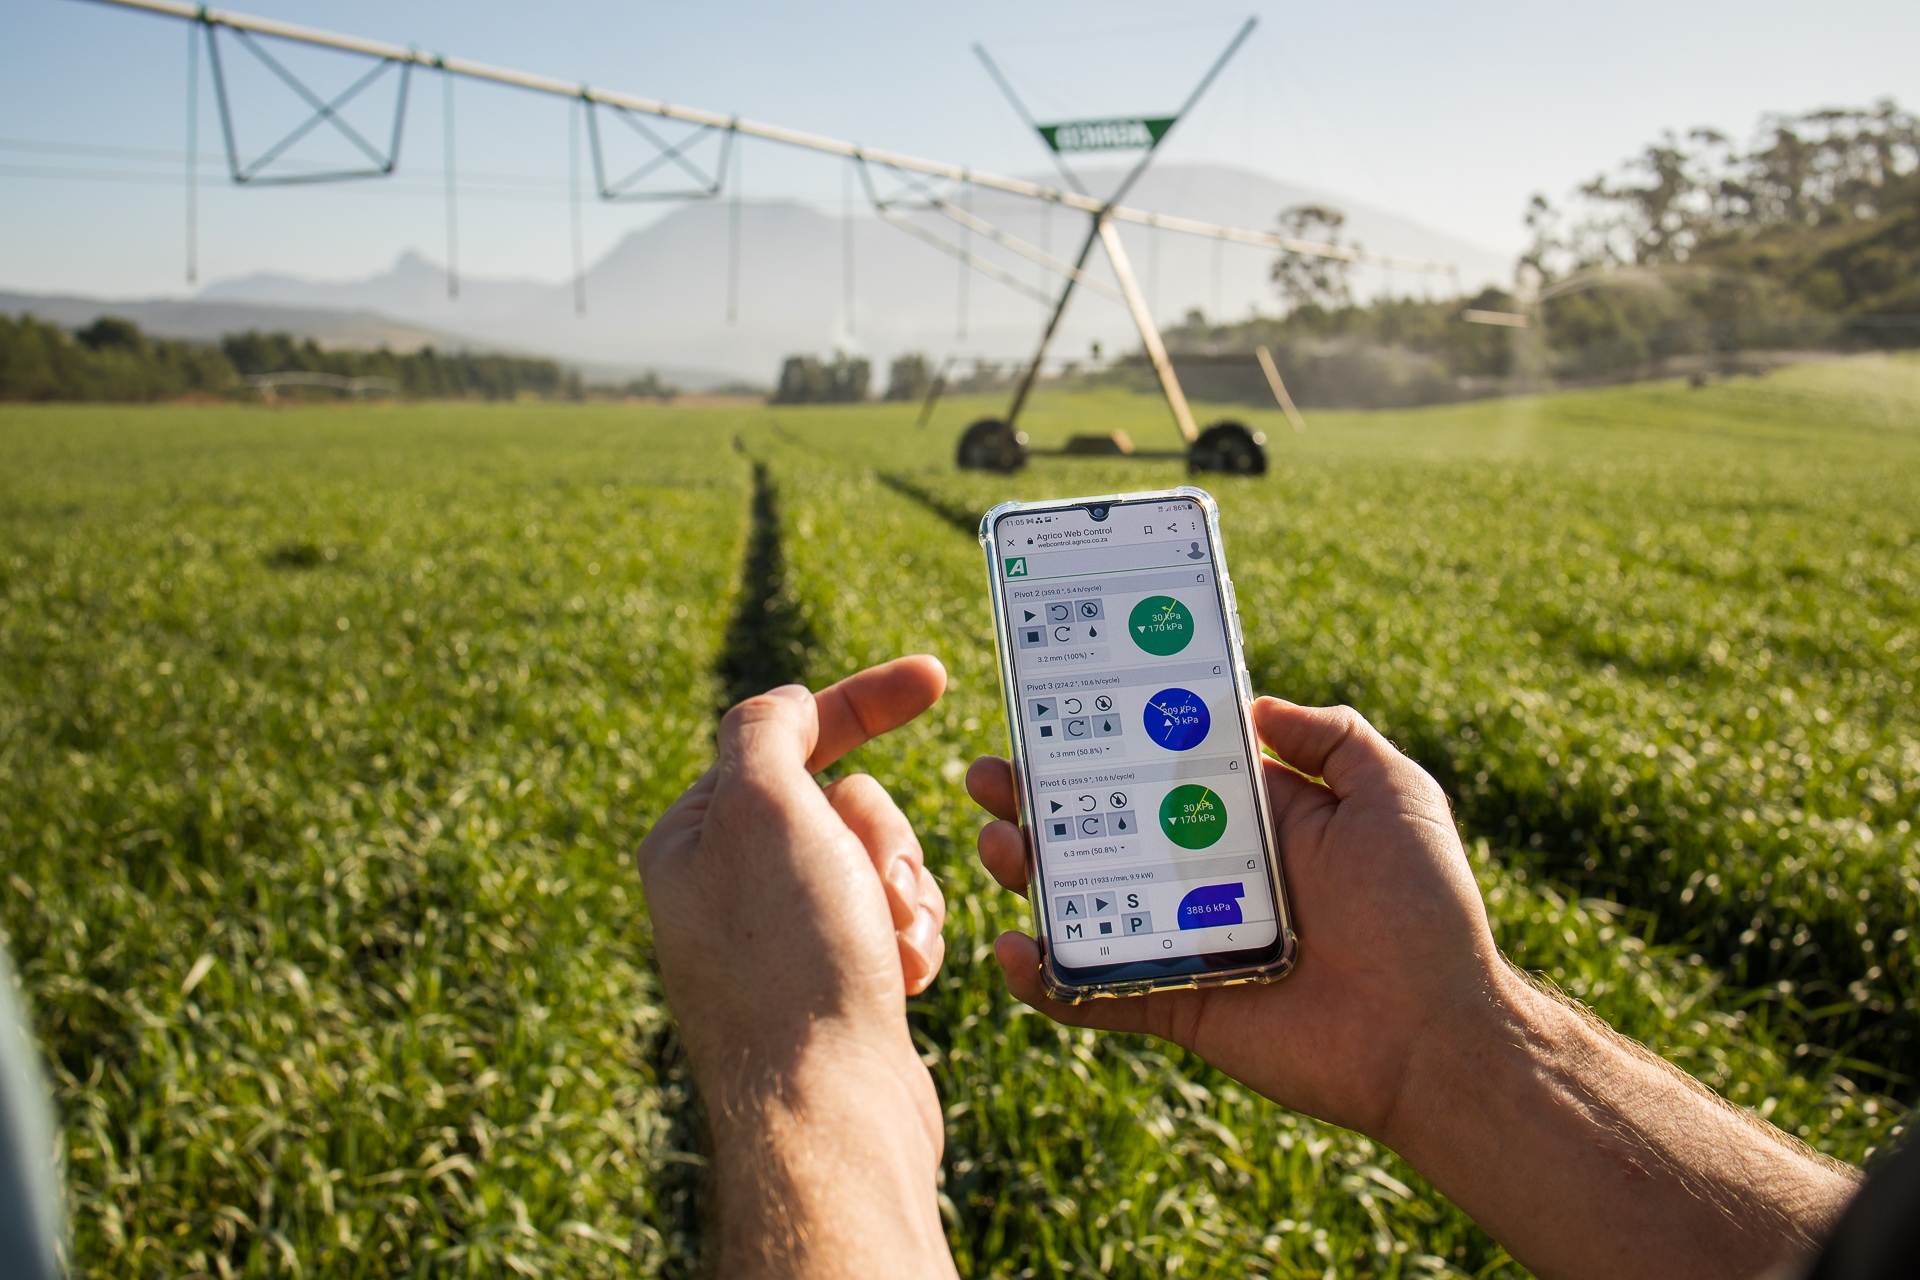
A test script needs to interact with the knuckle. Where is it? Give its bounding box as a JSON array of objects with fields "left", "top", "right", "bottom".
[
  {"left": 720, "top": 692, "right": 780, "bottom": 730},
  {"left": 835, "top": 771, "right": 887, "bottom": 803},
  {"left": 725, "top": 771, "right": 797, "bottom": 825},
  {"left": 818, "top": 771, "right": 858, "bottom": 803},
  {"left": 720, "top": 686, "right": 807, "bottom": 737},
  {"left": 830, "top": 772, "right": 901, "bottom": 822}
]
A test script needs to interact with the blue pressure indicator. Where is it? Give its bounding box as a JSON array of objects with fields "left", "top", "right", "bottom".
[{"left": 1143, "top": 687, "right": 1211, "bottom": 751}]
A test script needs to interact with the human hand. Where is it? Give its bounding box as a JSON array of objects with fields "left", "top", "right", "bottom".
[
  {"left": 639, "top": 656, "right": 956, "bottom": 1278},
  {"left": 974, "top": 698, "right": 1862, "bottom": 1280},
  {"left": 968, "top": 697, "right": 1508, "bottom": 1140}
]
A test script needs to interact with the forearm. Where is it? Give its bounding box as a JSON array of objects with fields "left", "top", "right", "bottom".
[
  {"left": 708, "top": 1041, "right": 956, "bottom": 1280},
  {"left": 1383, "top": 967, "right": 1856, "bottom": 1280}
]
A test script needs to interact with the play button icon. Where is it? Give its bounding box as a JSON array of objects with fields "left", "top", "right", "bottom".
[
  {"left": 1049, "top": 800, "right": 1064, "bottom": 814},
  {"left": 1024, "top": 609, "right": 1038, "bottom": 622}
]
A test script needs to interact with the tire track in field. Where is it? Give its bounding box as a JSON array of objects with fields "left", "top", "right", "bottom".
[
  {"left": 716, "top": 459, "right": 816, "bottom": 710},
  {"left": 876, "top": 472, "right": 981, "bottom": 536},
  {"left": 642, "top": 454, "right": 823, "bottom": 1274}
]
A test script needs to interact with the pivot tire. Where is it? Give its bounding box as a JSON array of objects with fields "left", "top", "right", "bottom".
[
  {"left": 1188, "top": 420, "right": 1268, "bottom": 476},
  {"left": 956, "top": 418, "right": 1028, "bottom": 472}
]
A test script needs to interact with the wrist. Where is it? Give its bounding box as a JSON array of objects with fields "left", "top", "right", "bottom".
[
  {"left": 706, "top": 1028, "right": 953, "bottom": 1280},
  {"left": 1373, "top": 958, "right": 1547, "bottom": 1158},
  {"left": 1377, "top": 962, "right": 1857, "bottom": 1280}
]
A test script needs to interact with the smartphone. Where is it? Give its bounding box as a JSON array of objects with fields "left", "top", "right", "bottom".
[{"left": 980, "top": 486, "right": 1296, "bottom": 1002}]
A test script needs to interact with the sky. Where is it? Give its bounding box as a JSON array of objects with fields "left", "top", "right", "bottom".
[{"left": 4, "top": 0, "right": 1919, "bottom": 299}]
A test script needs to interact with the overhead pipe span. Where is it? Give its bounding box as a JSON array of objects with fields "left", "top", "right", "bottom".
[{"left": 82, "top": 0, "right": 1456, "bottom": 274}]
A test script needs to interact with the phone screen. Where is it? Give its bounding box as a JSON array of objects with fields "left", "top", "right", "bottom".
[{"left": 989, "top": 495, "right": 1282, "bottom": 981}]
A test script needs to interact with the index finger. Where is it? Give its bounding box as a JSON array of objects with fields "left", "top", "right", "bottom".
[{"left": 805, "top": 655, "right": 948, "bottom": 774}]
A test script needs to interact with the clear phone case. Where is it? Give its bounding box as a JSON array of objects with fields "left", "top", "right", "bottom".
[{"left": 979, "top": 485, "right": 1297, "bottom": 1002}]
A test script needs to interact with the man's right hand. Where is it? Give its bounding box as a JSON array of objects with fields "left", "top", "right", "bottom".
[{"left": 968, "top": 696, "right": 1497, "bottom": 1139}]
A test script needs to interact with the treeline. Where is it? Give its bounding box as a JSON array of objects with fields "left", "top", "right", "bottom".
[
  {"left": 769, "top": 351, "right": 1030, "bottom": 405},
  {"left": 1156, "top": 293, "right": 1519, "bottom": 410},
  {"left": 770, "top": 352, "right": 871, "bottom": 404},
  {"left": 223, "top": 331, "right": 580, "bottom": 400},
  {"left": 1146, "top": 100, "right": 1920, "bottom": 408},
  {"left": 0, "top": 315, "right": 234, "bottom": 402},
  {"left": 1529, "top": 100, "right": 1918, "bottom": 301},
  {"left": 0, "top": 314, "right": 582, "bottom": 403},
  {"left": 1521, "top": 99, "right": 1920, "bottom": 377}
]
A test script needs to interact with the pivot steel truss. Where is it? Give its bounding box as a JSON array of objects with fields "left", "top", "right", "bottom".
[
  {"left": 89, "top": 0, "right": 1459, "bottom": 450},
  {"left": 855, "top": 159, "right": 1123, "bottom": 308},
  {"left": 586, "top": 104, "right": 734, "bottom": 202},
  {"left": 202, "top": 18, "right": 411, "bottom": 184},
  {"left": 88, "top": 0, "right": 1454, "bottom": 270}
]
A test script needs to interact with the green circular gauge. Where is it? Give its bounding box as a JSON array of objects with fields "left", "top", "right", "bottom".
[
  {"left": 1158, "top": 784, "right": 1227, "bottom": 849},
  {"left": 1128, "top": 595, "right": 1195, "bottom": 656}
]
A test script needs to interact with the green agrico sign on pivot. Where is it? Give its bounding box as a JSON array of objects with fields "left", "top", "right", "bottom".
[{"left": 1038, "top": 117, "right": 1177, "bottom": 153}]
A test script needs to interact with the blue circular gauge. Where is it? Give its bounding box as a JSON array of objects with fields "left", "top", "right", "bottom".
[{"left": 1143, "top": 687, "right": 1211, "bottom": 751}]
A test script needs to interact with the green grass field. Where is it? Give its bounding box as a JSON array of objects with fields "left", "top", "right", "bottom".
[{"left": 2, "top": 359, "right": 1917, "bottom": 1277}]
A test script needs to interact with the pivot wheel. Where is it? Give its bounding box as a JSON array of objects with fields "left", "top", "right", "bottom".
[
  {"left": 1188, "top": 420, "right": 1268, "bottom": 476},
  {"left": 956, "top": 418, "right": 1028, "bottom": 472}
]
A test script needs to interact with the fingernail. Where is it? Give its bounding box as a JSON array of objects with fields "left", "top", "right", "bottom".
[
  {"left": 907, "top": 905, "right": 941, "bottom": 954},
  {"left": 887, "top": 857, "right": 917, "bottom": 904}
]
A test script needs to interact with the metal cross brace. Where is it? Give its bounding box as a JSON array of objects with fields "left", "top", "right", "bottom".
[
  {"left": 99, "top": 1, "right": 1459, "bottom": 274},
  {"left": 854, "top": 159, "right": 1053, "bottom": 304},
  {"left": 585, "top": 101, "right": 734, "bottom": 201},
  {"left": 855, "top": 157, "right": 1121, "bottom": 306},
  {"left": 202, "top": 18, "right": 412, "bottom": 184}
]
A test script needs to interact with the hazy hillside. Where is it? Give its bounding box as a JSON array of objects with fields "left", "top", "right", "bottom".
[
  {"left": 201, "top": 252, "right": 553, "bottom": 327},
  {"left": 194, "top": 162, "right": 1509, "bottom": 382}
]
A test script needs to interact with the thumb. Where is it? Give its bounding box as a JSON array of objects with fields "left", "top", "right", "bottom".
[
  {"left": 716, "top": 684, "right": 821, "bottom": 791},
  {"left": 1251, "top": 698, "right": 1401, "bottom": 800}
]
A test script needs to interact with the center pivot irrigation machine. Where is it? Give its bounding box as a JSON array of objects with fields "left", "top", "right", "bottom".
[{"left": 84, "top": 0, "right": 1458, "bottom": 474}]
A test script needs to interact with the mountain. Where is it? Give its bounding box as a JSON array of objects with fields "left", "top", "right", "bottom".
[
  {"left": 202, "top": 251, "right": 553, "bottom": 327},
  {"left": 192, "top": 162, "right": 1512, "bottom": 383}
]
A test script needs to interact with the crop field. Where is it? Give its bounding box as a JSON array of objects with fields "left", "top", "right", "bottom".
[{"left": 2, "top": 357, "right": 1917, "bottom": 1278}]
